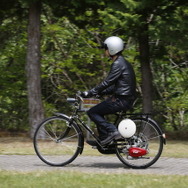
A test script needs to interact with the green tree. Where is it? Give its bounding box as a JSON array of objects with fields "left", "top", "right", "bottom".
[
  {"left": 151, "top": 5, "right": 188, "bottom": 130},
  {"left": 0, "top": 0, "right": 187, "bottom": 135},
  {"left": 0, "top": 0, "right": 28, "bottom": 132}
]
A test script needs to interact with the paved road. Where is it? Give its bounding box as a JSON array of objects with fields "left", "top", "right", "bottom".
[{"left": 0, "top": 155, "right": 188, "bottom": 175}]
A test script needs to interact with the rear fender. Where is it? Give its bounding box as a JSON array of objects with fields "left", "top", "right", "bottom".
[{"left": 148, "top": 117, "right": 166, "bottom": 145}]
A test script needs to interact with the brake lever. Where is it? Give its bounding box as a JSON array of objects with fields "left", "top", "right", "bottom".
[{"left": 76, "top": 91, "right": 83, "bottom": 102}]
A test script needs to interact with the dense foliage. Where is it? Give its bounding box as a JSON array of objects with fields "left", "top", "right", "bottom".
[{"left": 0, "top": 0, "right": 188, "bottom": 134}]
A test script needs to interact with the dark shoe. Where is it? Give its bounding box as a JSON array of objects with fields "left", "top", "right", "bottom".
[{"left": 100, "top": 131, "right": 121, "bottom": 146}]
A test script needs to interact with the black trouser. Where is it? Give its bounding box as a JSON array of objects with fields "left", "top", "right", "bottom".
[{"left": 87, "top": 96, "right": 135, "bottom": 140}]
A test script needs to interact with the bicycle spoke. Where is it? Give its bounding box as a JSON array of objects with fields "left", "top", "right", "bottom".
[
  {"left": 34, "top": 116, "right": 82, "bottom": 166},
  {"left": 60, "top": 133, "right": 79, "bottom": 141}
]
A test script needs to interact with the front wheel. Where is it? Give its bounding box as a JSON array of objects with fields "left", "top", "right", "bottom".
[
  {"left": 33, "top": 115, "right": 83, "bottom": 166},
  {"left": 116, "top": 118, "right": 164, "bottom": 169}
]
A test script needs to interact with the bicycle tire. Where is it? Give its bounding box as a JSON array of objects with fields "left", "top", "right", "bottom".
[
  {"left": 33, "top": 115, "right": 83, "bottom": 166},
  {"left": 115, "top": 117, "right": 163, "bottom": 169}
]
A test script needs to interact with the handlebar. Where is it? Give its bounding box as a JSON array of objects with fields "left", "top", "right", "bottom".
[
  {"left": 66, "top": 92, "right": 101, "bottom": 112},
  {"left": 66, "top": 91, "right": 83, "bottom": 104}
]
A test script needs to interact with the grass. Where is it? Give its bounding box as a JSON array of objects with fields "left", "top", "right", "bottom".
[
  {"left": 0, "top": 137, "right": 188, "bottom": 158},
  {"left": 0, "top": 137, "right": 187, "bottom": 188},
  {"left": 0, "top": 170, "right": 188, "bottom": 188},
  {"left": 161, "top": 140, "right": 188, "bottom": 158},
  {"left": 0, "top": 137, "right": 35, "bottom": 155}
]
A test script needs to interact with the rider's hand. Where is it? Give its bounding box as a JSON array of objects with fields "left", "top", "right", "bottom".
[{"left": 80, "top": 91, "right": 92, "bottom": 98}]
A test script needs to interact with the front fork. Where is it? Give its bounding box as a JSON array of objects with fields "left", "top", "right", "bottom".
[{"left": 55, "top": 113, "right": 85, "bottom": 155}]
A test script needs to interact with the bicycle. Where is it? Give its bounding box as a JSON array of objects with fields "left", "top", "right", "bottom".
[{"left": 33, "top": 93, "right": 166, "bottom": 169}]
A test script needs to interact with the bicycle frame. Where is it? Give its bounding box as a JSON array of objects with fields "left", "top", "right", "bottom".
[
  {"left": 55, "top": 108, "right": 107, "bottom": 148},
  {"left": 56, "top": 94, "right": 166, "bottom": 148}
]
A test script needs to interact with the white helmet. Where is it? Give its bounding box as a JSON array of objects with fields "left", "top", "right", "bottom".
[
  {"left": 104, "top": 36, "right": 124, "bottom": 56},
  {"left": 118, "top": 119, "right": 136, "bottom": 138}
]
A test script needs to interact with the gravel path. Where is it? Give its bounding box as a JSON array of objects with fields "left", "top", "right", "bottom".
[{"left": 0, "top": 155, "right": 188, "bottom": 175}]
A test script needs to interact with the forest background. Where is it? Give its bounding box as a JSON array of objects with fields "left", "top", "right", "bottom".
[{"left": 0, "top": 0, "right": 187, "bottom": 139}]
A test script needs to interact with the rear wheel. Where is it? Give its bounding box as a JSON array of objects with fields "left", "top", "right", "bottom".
[
  {"left": 116, "top": 118, "right": 163, "bottom": 169},
  {"left": 33, "top": 115, "right": 82, "bottom": 166}
]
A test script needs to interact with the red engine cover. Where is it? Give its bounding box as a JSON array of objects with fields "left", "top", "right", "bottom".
[{"left": 128, "top": 147, "right": 147, "bottom": 157}]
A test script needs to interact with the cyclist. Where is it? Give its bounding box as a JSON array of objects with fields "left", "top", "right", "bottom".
[{"left": 81, "top": 36, "right": 136, "bottom": 146}]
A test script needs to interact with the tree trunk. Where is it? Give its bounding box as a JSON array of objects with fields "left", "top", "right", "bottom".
[
  {"left": 138, "top": 22, "right": 153, "bottom": 113},
  {"left": 26, "top": 1, "right": 44, "bottom": 138}
]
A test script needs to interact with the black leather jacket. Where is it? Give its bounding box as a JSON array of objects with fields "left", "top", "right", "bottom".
[{"left": 89, "top": 55, "right": 136, "bottom": 97}]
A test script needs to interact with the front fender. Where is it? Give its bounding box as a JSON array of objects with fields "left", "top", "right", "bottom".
[{"left": 54, "top": 112, "right": 70, "bottom": 119}]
